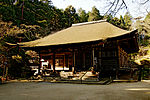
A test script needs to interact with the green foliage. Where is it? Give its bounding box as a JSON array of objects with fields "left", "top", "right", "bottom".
[
  {"left": 78, "top": 8, "right": 88, "bottom": 22},
  {"left": 120, "top": 15, "right": 125, "bottom": 28},
  {"left": 8, "top": 48, "right": 32, "bottom": 79},
  {"left": 124, "top": 12, "right": 132, "bottom": 30},
  {"left": 135, "top": 12, "right": 150, "bottom": 46},
  {"left": 0, "top": 18, "right": 33, "bottom": 79},
  {"left": 110, "top": 17, "right": 121, "bottom": 26},
  {"left": 64, "top": 5, "right": 80, "bottom": 27},
  {"left": 88, "top": 6, "right": 103, "bottom": 21},
  {"left": 139, "top": 36, "right": 149, "bottom": 46},
  {"left": 144, "top": 13, "right": 150, "bottom": 33},
  {"left": 0, "top": 0, "right": 67, "bottom": 34},
  {"left": 0, "top": 36, "right": 33, "bottom": 79},
  {"left": 0, "top": 19, "right": 42, "bottom": 42},
  {"left": 139, "top": 59, "right": 150, "bottom": 80},
  {"left": 145, "top": 13, "right": 150, "bottom": 23},
  {"left": 0, "top": 42, "right": 33, "bottom": 79},
  {"left": 104, "top": 14, "right": 127, "bottom": 29}
]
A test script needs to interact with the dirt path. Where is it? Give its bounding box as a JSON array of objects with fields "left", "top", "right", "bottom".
[{"left": 0, "top": 82, "right": 150, "bottom": 100}]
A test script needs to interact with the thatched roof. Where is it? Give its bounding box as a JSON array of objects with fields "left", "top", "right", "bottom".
[{"left": 18, "top": 20, "right": 136, "bottom": 47}]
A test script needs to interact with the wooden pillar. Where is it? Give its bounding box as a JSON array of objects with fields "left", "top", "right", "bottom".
[
  {"left": 73, "top": 50, "right": 76, "bottom": 72},
  {"left": 63, "top": 54, "right": 65, "bottom": 70},
  {"left": 5, "top": 65, "right": 8, "bottom": 81},
  {"left": 3, "top": 63, "right": 5, "bottom": 78},
  {"left": 92, "top": 48, "right": 95, "bottom": 67},
  {"left": 116, "top": 44, "right": 120, "bottom": 79},
  {"left": 38, "top": 52, "right": 41, "bottom": 75},
  {"left": 53, "top": 52, "right": 55, "bottom": 72},
  {"left": 83, "top": 52, "right": 85, "bottom": 68}
]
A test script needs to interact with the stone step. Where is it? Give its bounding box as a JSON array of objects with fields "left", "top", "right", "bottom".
[{"left": 49, "top": 79, "right": 112, "bottom": 85}]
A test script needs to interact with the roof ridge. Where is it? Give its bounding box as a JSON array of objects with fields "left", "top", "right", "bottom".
[{"left": 72, "top": 20, "right": 107, "bottom": 27}]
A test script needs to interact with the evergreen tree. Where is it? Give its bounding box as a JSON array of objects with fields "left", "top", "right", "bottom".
[
  {"left": 88, "top": 6, "right": 103, "bottom": 21},
  {"left": 78, "top": 8, "right": 88, "bottom": 22},
  {"left": 64, "top": 5, "right": 80, "bottom": 27},
  {"left": 0, "top": 0, "right": 68, "bottom": 37},
  {"left": 124, "top": 12, "right": 132, "bottom": 30},
  {"left": 104, "top": 14, "right": 127, "bottom": 29},
  {"left": 120, "top": 15, "right": 125, "bottom": 28},
  {"left": 144, "top": 12, "right": 150, "bottom": 33}
]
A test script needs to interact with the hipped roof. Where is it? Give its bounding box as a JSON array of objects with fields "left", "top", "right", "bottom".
[{"left": 18, "top": 20, "right": 135, "bottom": 47}]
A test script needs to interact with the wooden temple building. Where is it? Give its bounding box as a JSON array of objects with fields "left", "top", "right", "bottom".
[{"left": 18, "top": 20, "right": 139, "bottom": 79}]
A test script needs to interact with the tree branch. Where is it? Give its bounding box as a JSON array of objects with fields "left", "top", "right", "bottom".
[
  {"left": 113, "top": 2, "right": 123, "bottom": 16},
  {"left": 140, "top": 0, "right": 149, "bottom": 5},
  {"left": 104, "top": 0, "right": 116, "bottom": 15},
  {"left": 104, "top": 0, "right": 129, "bottom": 17},
  {"left": 122, "top": 0, "right": 128, "bottom": 9},
  {"left": 113, "top": 0, "right": 119, "bottom": 12}
]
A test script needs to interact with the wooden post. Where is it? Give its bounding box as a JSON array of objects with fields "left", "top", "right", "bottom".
[
  {"left": 83, "top": 52, "right": 85, "bottom": 69},
  {"left": 115, "top": 45, "right": 120, "bottom": 79},
  {"left": 38, "top": 52, "right": 41, "bottom": 75},
  {"left": 92, "top": 48, "right": 95, "bottom": 67},
  {"left": 3, "top": 64, "right": 5, "bottom": 78},
  {"left": 63, "top": 54, "right": 65, "bottom": 70},
  {"left": 53, "top": 52, "right": 55, "bottom": 72},
  {"left": 73, "top": 50, "right": 76, "bottom": 72},
  {"left": 6, "top": 66, "right": 8, "bottom": 80}
]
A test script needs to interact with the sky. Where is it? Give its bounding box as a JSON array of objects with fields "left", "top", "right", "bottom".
[{"left": 51, "top": 0, "right": 150, "bottom": 19}]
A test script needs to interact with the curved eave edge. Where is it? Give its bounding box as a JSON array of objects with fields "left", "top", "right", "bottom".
[{"left": 5, "top": 42, "right": 18, "bottom": 46}]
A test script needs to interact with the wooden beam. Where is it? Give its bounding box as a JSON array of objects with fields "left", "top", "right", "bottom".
[{"left": 40, "top": 53, "right": 53, "bottom": 56}]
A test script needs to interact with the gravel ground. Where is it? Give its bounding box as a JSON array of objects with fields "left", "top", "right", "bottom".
[{"left": 0, "top": 82, "right": 150, "bottom": 100}]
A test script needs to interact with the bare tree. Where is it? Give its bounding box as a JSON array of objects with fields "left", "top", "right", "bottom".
[
  {"left": 103, "top": 0, "right": 129, "bottom": 16},
  {"left": 102, "top": 0, "right": 150, "bottom": 17}
]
